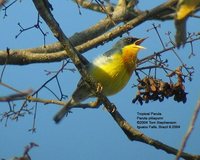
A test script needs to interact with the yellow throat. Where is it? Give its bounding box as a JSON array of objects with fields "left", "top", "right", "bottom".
[{"left": 89, "top": 42, "right": 145, "bottom": 96}]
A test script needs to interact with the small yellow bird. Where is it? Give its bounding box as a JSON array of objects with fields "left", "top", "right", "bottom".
[
  {"left": 54, "top": 37, "right": 146, "bottom": 123},
  {"left": 175, "top": 0, "right": 200, "bottom": 48}
]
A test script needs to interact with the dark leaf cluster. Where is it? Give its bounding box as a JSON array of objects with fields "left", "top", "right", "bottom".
[{"left": 132, "top": 75, "right": 187, "bottom": 105}]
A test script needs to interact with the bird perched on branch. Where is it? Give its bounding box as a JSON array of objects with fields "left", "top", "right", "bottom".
[
  {"left": 54, "top": 37, "right": 146, "bottom": 123},
  {"left": 175, "top": 0, "right": 200, "bottom": 48}
]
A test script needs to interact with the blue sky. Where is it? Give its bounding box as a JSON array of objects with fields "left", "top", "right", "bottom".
[{"left": 0, "top": 1, "right": 200, "bottom": 160}]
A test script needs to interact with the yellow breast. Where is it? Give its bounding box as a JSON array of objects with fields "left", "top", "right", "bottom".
[{"left": 89, "top": 48, "right": 138, "bottom": 96}]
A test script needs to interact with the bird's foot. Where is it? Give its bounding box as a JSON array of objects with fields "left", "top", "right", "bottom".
[{"left": 96, "top": 83, "right": 103, "bottom": 94}]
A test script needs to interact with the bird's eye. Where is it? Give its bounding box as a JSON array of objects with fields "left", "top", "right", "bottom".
[{"left": 127, "top": 38, "right": 133, "bottom": 44}]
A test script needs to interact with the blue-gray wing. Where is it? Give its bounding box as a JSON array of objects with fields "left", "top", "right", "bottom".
[
  {"left": 103, "top": 47, "right": 121, "bottom": 57},
  {"left": 71, "top": 63, "right": 94, "bottom": 103},
  {"left": 71, "top": 78, "right": 94, "bottom": 103}
]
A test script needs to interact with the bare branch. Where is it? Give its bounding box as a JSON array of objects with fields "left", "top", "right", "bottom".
[
  {"left": 8, "top": 142, "right": 39, "bottom": 160},
  {"left": 0, "top": 89, "right": 33, "bottom": 102},
  {"left": 176, "top": 98, "right": 200, "bottom": 160},
  {"left": 26, "top": 96, "right": 64, "bottom": 106},
  {"left": 73, "top": 0, "right": 114, "bottom": 14},
  {"left": 0, "top": 0, "right": 18, "bottom": 18},
  {"left": 0, "top": 0, "right": 178, "bottom": 65},
  {"left": 32, "top": 0, "right": 115, "bottom": 113},
  {"left": 0, "top": 81, "right": 26, "bottom": 93},
  {"left": 31, "top": 1, "right": 200, "bottom": 159}
]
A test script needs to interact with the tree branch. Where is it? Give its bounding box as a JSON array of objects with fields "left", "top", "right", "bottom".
[
  {"left": 73, "top": 0, "right": 115, "bottom": 14},
  {"left": 0, "top": 0, "right": 177, "bottom": 65},
  {"left": 26, "top": 96, "right": 64, "bottom": 106},
  {"left": 176, "top": 98, "right": 200, "bottom": 160},
  {"left": 32, "top": 0, "right": 200, "bottom": 159},
  {"left": 0, "top": 89, "right": 33, "bottom": 102}
]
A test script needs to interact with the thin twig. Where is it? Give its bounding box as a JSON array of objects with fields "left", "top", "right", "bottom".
[
  {"left": 26, "top": 96, "right": 65, "bottom": 106},
  {"left": 176, "top": 98, "right": 200, "bottom": 160},
  {"left": 0, "top": 89, "right": 33, "bottom": 102},
  {"left": 0, "top": 81, "right": 24, "bottom": 93}
]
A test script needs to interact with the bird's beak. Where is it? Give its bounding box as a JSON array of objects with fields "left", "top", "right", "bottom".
[{"left": 135, "top": 37, "right": 148, "bottom": 49}]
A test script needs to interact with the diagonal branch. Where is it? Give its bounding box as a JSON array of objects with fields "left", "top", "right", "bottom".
[
  {"left": 0, "top": 89, "right": 33, "bottom": 102},
  {"left": 176, "top": 98, "right": 200, "bottom": 160},
  {"left": 73, "top": 0, "right": 115, "bottom": 14},
  {"left": 32, "top": 0, "right": 200, "bottom": 160},
  {"left": 0, "top": 0, "right": 178, "bottom": 65}
]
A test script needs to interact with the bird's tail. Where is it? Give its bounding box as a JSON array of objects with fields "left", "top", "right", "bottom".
[
  {"left": 175, "top": 19, "right": 186, "bottom": 48},
  {"left": 53, "top": 99, "right": 73, "bottom": 124}
]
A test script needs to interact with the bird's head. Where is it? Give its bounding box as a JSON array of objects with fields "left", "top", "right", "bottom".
[
  {"left": 116, "top": 37, "right": 147, "bottom": 73},
  {"left": 115, "top": 37, "right": 146, "bottom": 50}
]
